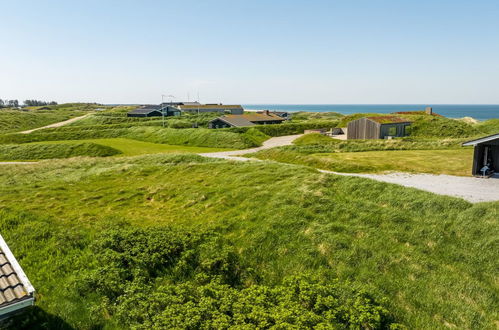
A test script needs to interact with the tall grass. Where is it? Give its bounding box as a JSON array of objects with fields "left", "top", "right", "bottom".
[
  {"left": 0, "top": 155, "right": 496, "bottom": 328},
  {"left": 0, "top": 126, "right": 265, "bottom": 148},
  {"left": 0, "top": 142, "right": 120, "bottom": 160}
]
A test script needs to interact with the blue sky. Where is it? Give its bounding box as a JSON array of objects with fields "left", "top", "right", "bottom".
[{"left": 1, "top": 0, "right": 498, "bottom": 104}]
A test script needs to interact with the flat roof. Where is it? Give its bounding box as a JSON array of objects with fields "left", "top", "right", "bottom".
[{"left": 462, "top": 133, "right": 499, "bottom": 146}]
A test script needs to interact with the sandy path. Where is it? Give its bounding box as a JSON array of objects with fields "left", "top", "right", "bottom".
[{"left": 19, "top": 114, "right": 91, "bottom": 134}]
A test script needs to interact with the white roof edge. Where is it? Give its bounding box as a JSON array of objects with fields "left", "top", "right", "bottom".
[
  {"left": 0, "top": 234, "right": 35, "bottom": 294},
  {"left": 462, "top": 133, "right": 499, "bottom": 146}
]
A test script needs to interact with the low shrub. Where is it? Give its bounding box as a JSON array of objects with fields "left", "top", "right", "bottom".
[{"left": 76, "top": 227, "right": 396, "bottom": 329}]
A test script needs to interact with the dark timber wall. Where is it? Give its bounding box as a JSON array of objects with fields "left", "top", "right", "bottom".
[
  {"left": 347, "top": 118, "right": 380, "bottom": 139},
  {"left": 471, "top": 139, "right": 499, "bottom": 175}
]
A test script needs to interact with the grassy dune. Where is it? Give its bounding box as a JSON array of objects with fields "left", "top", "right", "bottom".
[
  {"left": 0, "top": 142, "right": 120, "bottom": 160},
  {"left": 311, "top": 149, "right": 473, "bottom": 175},
  {"left": 35, "top": 138, "right": 233, "bottom": 156},
  {"left": 0, "top": 155, "right": 497, "bottom": 328},
  {"left": 0, "top": 126, "right": 267, "bottom": 149}
]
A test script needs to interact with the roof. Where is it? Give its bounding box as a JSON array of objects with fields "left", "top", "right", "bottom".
[
  {"left": 225, "top": 113, "right": 286, "bottom": 122},
  {"left": 215, "top": 116, "right": 255, "bottom": 127},
  {"left": 462, "top": 133, "right": 499, "bottom": 146},
  {"left": 256, "top": 110, "right": 289, "bottom": 116},
  {"left": 393, "top": 111, "right": 444, "bottom": 117},
  {"left": 212, "top": 113, "right": 286, "bottom": 127},
  {"left": 179, "top": 104, "right": 243, "bottom": 110},
  {"left": 0, "top": 234, "right": 35, "bottom": 316},
  {"left": 160, "top": 102, "right": 200, "bottom": 106},
  {"left": 127, "top": 107, "right": 162, "bottom": 115},
  {"left": 365, "top": 116, "right": 412, "bottom": 124}
]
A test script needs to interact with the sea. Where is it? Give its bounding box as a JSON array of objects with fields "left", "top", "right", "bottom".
[{"left": 243, "top": 104, "right": 499, "bottom": 121}]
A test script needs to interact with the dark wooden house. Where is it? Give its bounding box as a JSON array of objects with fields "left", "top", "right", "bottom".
[
  {"left": 347, "top": 116, "right": 412, "bottom": 140},
  {"left": 462, "top": 133, "right": 499, "bottom": 176},
  {"left": 127, "top": 106, "right": 163, "bottom": 117},
  {"left": 209, "top": 112, "right": 285, "bottom": 128}
]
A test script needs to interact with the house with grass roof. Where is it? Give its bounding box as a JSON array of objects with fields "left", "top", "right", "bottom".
[
  {"left": 0, "top": 234, "right": 35, "bottom": 320},
  {"left": 347, "top": 116, "right": 412, "bottom": 139}
]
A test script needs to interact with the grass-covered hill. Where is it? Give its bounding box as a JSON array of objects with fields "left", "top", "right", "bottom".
[
  {"left": 0, "top": 142, "right": 121, "bottom": 160},
  {"left": 0, "top": 103, "right": 103, "bottom": 134},
  {"left": 337, "top": 113, "right": 498, "bottom": 138},
  {"left": 0, "top": 126, "right": 269, "bottom": 149},
  {"left": 0, "top": 155, "right": 497, "bottom": 329}
]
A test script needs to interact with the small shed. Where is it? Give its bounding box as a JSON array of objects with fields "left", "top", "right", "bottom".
[
  {"left": 0, "top": 234, "right": 35, "bottom": 319},
  {"left": 462, "top": 133, "right": 499, "bottom": 177},
  {"left": 347, "top": 116, "right": 411, "bottom": 140}
]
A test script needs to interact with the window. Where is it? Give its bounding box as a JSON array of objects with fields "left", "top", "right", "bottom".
[{"left": 388, "top": 126, "right": 397, "bottom": 136}]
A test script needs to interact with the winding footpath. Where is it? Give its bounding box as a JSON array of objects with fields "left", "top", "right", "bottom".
[{"left": 19, "top": 114, "right": 91, "bottom": 134}]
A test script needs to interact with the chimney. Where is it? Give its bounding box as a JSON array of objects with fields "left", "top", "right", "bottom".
[
  {"left": 425, "top": 107, "right": 433, "bottom": 115},
  {"left": 264, "top": 110, "right": 270, "bottom": 115}
]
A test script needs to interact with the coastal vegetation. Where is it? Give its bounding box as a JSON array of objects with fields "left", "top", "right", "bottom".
[
  {"left": 0, "top": 142, "right": 120, "bottom": 160},
  {"left": 249, "top": 147, "right": 472, "bottom": 175},
  {"left": 0, "top": 154, "right": 497, "bottom": 329}
]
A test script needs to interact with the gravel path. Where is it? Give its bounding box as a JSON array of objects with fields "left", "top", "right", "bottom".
[
  {"left": 318, "top": 170, "right": 499, "bottom": 203},
  {"left": 19, "top": 114, "right": 91, "bottom": 134}
]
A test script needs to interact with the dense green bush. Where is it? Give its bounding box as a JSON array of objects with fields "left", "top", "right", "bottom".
[
  {"left": 76, "top": 227, "right": 395, "bottom": 329},
  {"left": 0, "top": 142, "right": 121, "bottom": 160}
]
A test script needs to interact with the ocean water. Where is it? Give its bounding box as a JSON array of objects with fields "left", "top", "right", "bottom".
[{"left": 244, "top": 104, "right": 499, "bottom": 121}]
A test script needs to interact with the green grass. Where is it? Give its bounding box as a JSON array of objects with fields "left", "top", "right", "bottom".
[
  {"left": 0, "top": 142, "right": 120, "bottom": 160},
  {"left": 0, "top": 126, "right": 265, "bottom": 149},
  {"left": 0, "top": 155, "right": 497, "bottom": 328},
  {"left": 0, "top": 109, "right": 82, "bottom": 134},
  {"left": 248, "top": 147, "right": 474, "bottom": 175},
  {"left": 35, "top": 138, "right": 233, "bottom": 156},
  {"left": 311, "top": 149, "right": 473, "bottom": 175},
  {"left": 475, "top": 118, "right": 499, "bottom": 135},
  {"left": 292, "top": 133, "right": 469, "bottom": 152}
]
